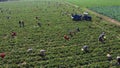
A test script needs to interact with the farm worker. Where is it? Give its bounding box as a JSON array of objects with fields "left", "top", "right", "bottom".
[
  {"left": 76, "top": 27, "right": 80, "bottom": 32},
  {"left": 27, "top": 48, "right": 33, "bottom": 53},
  {"left": 6, "top": 16, "right": 10, "bottom": 19},
  {"left": 83, "top": 11, "right": 88, "bottom": 15},
  {"left": 37, "top": 22, "right": 41, "bottom": 27},
  {"left": 64, "top": 35, "right": 70, "bottom": 40},
  {"left": 47, "top": 23, "right": 50, "bottom": 26},
  {"left": 106, "top": 54, "right": 112, "bottom": 61},
  {"left": 11, "top": 32, "right": 16, "bottom": 38},
  {"left": 98, "top": 32, "right": 105, "bottom": 43},
  {"left": 21, "top": 21, "right": 24, "bottom": 27},
  {"left": 0, "top": 53, "right": 6, "bottom": 59},
  {"left": 69, "top": 31, "right": 73, "bottom": 37},
  {"left": 19, "top": 20, "right": 21, "bottom": 27},
  {"left": 117, "top": 56, "right": 120, "bottom": 65},
  {"left": 40, "top": 49, "right": 46, "bottom": 59},
  {"left": 71, "top": 13, "right": 74, "bottom": 19},
  {"left": 35, "top": 16, "right": 39, "bottom": 20},
  {"left": 81, "top": 45, "right": 88, "bottom": 52},
  {"left": 19, "top": 20, "right": 24, "bottom": 27},
  {"left": 1, "top": 10, "right": 3, "bottom": 13},
  {"left": 35, "top": 16, "right": 38, "bottom": 19}
]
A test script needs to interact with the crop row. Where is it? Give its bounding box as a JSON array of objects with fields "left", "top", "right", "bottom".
[
  {"left": 90, "top": 6, "right": 120, "bottom": 21},
  {"left": 0, "top": 0, "right": 120, "bottom": 68}
]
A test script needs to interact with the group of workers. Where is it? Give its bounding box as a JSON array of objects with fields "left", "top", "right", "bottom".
[{"left": 0, "top": 7, "right": 119, "bottom": 65}]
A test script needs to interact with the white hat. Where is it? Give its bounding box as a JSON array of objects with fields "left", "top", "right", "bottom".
[
  {"left": 117, "top": 56, "right": 120, "bottom": 59},
  {"left": 27, "top": 48, "right": 33, "bottom": 52},
  {"left": 83, "top": 12, "right": 88, "bottom": 15},
  {"left": 40, "top": 49, "right": 46, "bottom": 52},
  {"left": 107, "top": 54, "right": 111, "bottom": 57}
]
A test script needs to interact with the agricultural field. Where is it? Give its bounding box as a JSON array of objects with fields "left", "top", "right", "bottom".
[
  {"left": 66, "top": 0, "right": 120, "bottom": 22},
  {"left": 0, "top": 0, "right": 120, "bottom": 68},
  {"left": 66, "top": 0, "right": 120, "bottom": 7},
  {"left": 90, "top": 6, "right": 120, "bottom": 21}
]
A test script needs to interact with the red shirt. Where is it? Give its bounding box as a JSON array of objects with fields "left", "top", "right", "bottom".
[
  {"left": 11, "top": 32, "right": 16, "bottom": 37},
  {"left": 0, "top": 53, "right": 6, "bottom": 58},
  {"left": 64, "top": 35, "right": 69, "bottom": 40}
]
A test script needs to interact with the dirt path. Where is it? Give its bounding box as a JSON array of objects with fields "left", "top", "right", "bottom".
[
  {"left": 65, "top": 2, "right": 120, "bottom": 26},
  {"left": 84, "top": 8, "right": 120, "bottom": 26},
  {"left": 65, "top": 1, "right": 120, "bottom": 39}
]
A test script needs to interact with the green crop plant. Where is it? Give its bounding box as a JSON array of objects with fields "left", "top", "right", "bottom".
[{"left": 0, "top": 0, "right": 120, "bottom": 68}]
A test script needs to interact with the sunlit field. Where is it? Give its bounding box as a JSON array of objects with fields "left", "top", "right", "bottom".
[{"left": 0, "top": 0, "right": 120, "bottom": 68}]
